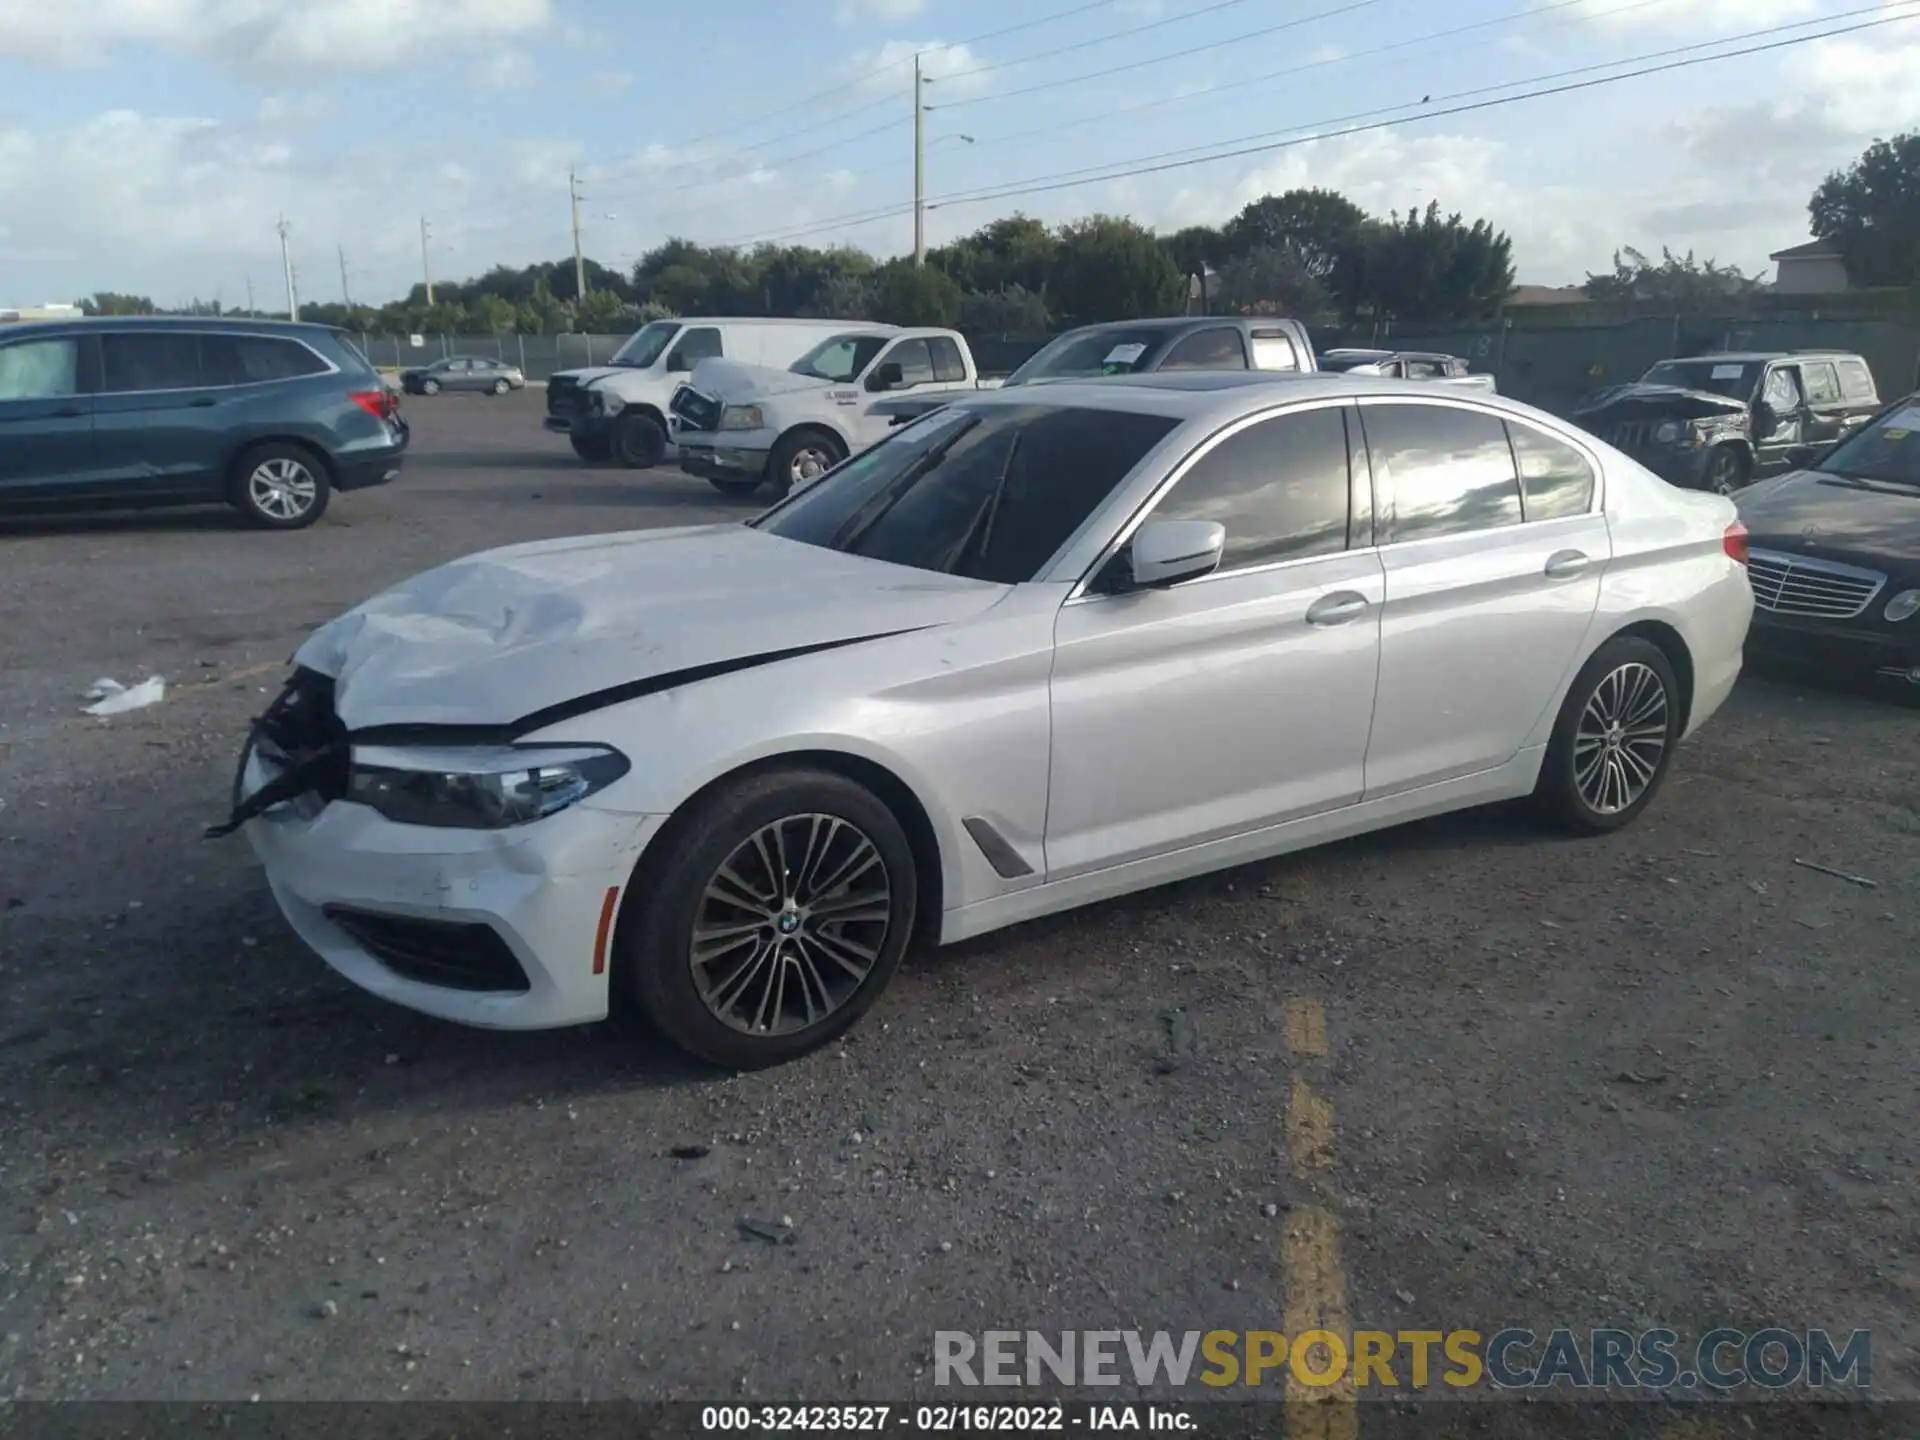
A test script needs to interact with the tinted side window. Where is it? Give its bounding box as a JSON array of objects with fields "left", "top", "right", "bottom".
[
  {"left": 0, "top": 338, "right": 82, "bottom": 399},
  {"left": 1801, "top": 361, "right": 1839, "bottom": 404},
  {"left": 673, "top": 327, "right": 723, "bottom": 366},
  {"left": 101, "top": 333, "right": 203, "bottom": 392},
  {"left": 1153, "top": 407, "right": 1350, "bottom": 569},
  {"left": 200, "top": 335, "right": 329, "bottom": 385},
  {"left": 1249, "top": 331, "right": 1298, "bottom": 371},
  {"left": 1837, "top": 358, "right": 1876, "bottom": 400},
  {"left": 1159, "top": 328, "right": 1248, "bottom": 372},
  {"left": 880, "top": 338, "right": 936, "bottom": 387},
  {"left": 1404, "top": 357, "right": 1445, "bottom": 379},
  {"left": 1506, "top": 421, "right": 1596, "bottom": 521},
  {"left": 929, "top": 336, "right": 966, "bottom": 383},
  {"left": 1364, "top": 403, "right": 1522, "bottom": 542}
]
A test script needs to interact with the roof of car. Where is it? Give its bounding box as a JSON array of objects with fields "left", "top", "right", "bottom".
[
  {"left": 1657, "top": 351, "right": 1864, "bottom": 364},
  {"left": 1055, "top": 316, "right": 1293, "bottom": 336},
  {"left": 962, "top": 371, "right": 1543, "bottom": 428},
  {"left": 0, "top": 314, "right": 347, "bottom": 340}
]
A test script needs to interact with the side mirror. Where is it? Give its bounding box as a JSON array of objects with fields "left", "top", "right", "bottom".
[
  {"left": 1751, "top": 400, "right": 1777, "bottom": 439},
  {"left": 868, "top": 361, "right": 905, "bottom": 392},
  {"left": 1127, "top": 519, "right": 1226, "bottom": 589}
]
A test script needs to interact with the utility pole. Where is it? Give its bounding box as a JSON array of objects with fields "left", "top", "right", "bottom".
[
  {"left": 913, "top": 55, "right": 926, "bottom": 267},
  {"left": 275, "top": 216, "right": 296, "bottom": 320},
  {"left": 338, "top": 244, "right": 353, "bottom": 307},
  {"left": 245, "top": 276, "right": 255, "bottom": 315},
  {"left": 290, "top": 261, "right": 301, "bottom": 319},
  {"left": 569, "top": 167, "right": 587, "bottom": 300},
  {"left": 420, "top": 216, "right": 434, "bottom": 305}
]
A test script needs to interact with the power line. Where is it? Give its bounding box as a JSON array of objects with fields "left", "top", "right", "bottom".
[
  {"left": 710, "top": 6, "right": 1919, "bottom": 248},
  {"left": 932, "top": 0, "right": 1379, "bottom": 112},
  {"left": 957, "top": 0, "right": 1663, "bottom": 153}
]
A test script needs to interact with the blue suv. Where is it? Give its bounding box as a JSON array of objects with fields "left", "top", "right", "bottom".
[{"left": 0, "top": 317, "right": 408, "bottom": 529}]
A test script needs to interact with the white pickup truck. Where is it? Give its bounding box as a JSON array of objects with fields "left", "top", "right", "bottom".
[{"left": 672, "top": 327, "right": 998, "bottom": 497}]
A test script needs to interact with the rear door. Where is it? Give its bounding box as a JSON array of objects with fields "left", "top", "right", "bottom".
[
  {"left": 1358, "top": 398, "right": 1607, "bottom": 797},
  {"left": 1834, "top": 357, "right": 1879, "bottom": 434},
  {"left": 91, "top": 331, "right": 228, "bottom": 499},
  {"left": 1798, "top": 360, "right": 1849, "bottom": 448},
  {"left": 0, "top": 332, "right": 97, "bottom": 499},
  {"left": 1755, "top": 364, "right": 1807, "bottom": 474}
]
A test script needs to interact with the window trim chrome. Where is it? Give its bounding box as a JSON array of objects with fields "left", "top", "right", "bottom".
[{"left": 87, "top": 327, "right": 343, "bottom": 397}]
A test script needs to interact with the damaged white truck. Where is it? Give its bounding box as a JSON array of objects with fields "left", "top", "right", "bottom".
[{"left": 671, "top": 327, "right": 996, "bottom": 498}]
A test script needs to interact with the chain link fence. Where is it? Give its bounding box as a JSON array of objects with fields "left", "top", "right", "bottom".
[{"left": 358, "top": 318, "right": 1920, "bottom": 410}]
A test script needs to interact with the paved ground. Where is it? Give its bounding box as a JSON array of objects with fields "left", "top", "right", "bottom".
[{"left": 1, "top": 392, "right": 1915, "bottom": 1417}]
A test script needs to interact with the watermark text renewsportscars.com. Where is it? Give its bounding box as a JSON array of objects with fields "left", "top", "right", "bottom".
[{"left": 933, "top": 1328, "right": 1871, "bottom": 1392}]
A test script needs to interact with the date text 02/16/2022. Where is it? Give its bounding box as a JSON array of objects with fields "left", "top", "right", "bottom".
[{"left": 700, "top": 1405, "right": 1194, "bottom": 1432}]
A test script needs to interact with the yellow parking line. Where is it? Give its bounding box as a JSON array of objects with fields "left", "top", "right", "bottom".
[
  {"left": 1282, "top": 1000, "right": 1355, "bottom": 1440},
  {"left": 1284, "top": 998, "right": 1328, "bottom": 1056}
]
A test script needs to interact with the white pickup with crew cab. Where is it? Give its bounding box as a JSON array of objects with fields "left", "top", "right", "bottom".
[{"left": 672, "top": 327, "right": 998, "bottom": 497}]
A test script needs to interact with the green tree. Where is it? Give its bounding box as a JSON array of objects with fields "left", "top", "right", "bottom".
[
  {"left": 1809, "top": 132, "right": 1920, "bottom": 288},
  {"left": 1357, "top": 203, "right": 1514, "bottom": 322},
  {"left": 1047, "top": 215, "right": 1185, "bottom": 323},
  {"left": 804, "top": 273, "right": 878, "bottom": 320},
  {"left": 872, "top": 261, "right": 964, "bottom": 327},
  {"left": 1214, "top": 246, "right": 1329, "bottom": 318},
  {"left": 959, "top": 284, "right": 1053, "bottom": 333},
  {"left": 1581, "top": 245, "right": 1759, "bottom": 310},
  {"left": 469, "top": 293, "right": 518, "bottom": 333},
  {"left": 77, "top": 292, "right": 156, "bottom": 316},
  {"left": 932, "top": 214, "right": 1058, "bottom": 295},
  {"left": 1224, "top": 190, "right": 1367, "bottom": 275}
]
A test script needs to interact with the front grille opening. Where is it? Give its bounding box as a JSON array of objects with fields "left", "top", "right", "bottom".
[
  {"left": 323, "top": 907, "right": 532, "bottom": 994},
  {"left": 1747, "top": 553, "right": 1885, "bottom": 620}
]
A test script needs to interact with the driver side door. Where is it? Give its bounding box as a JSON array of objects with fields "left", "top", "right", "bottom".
[
  {"left": 1045, "top": 402, "right": 1384, "bottom": 878},
  {"left": 1755, "top": 364, "right": 1806, "bottom": 474}
]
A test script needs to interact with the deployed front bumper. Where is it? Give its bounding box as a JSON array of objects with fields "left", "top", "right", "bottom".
[
  {"left": 677, "top": 436, "right": 771, "bottom": 482},
  {"left": 242, "top": 749, "right": 664, "bottom": 1028}
]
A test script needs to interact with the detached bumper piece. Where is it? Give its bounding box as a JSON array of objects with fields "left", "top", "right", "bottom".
[{"left": 323, "top": 906, "right": 532, "bottom": 994}]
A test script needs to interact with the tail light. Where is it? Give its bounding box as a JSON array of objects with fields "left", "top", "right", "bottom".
[
  {"left": 1723, "top": 520, "right": 1749, "bottom": 566},
  {"left": 350, "top": 388, "right": 398, "bottom": 421}
]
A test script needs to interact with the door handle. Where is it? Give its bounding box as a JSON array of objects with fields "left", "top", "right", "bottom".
[
  {"left": 1305, "top": 591, "right": 1369, "bottom": 625},
  {"left": 1544, "top": 549, "right": 1590, "bottom": 580}
]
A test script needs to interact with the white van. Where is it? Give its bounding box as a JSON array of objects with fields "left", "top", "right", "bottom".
[{"left": 543, "top": 317, "right": 854, "bottom": 468}]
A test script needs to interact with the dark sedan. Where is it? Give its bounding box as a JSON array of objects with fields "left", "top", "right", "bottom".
[
  {"left": 1735, "top": 394, "right": 1920, "bottom": 688},
  {"left": 399, "top": 356, "right": 526, "bottom": 396}
]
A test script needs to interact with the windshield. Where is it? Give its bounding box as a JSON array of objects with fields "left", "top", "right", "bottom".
[
  {"left": 1640, "top": 359, "right": 1758, "bottom": 401},
  {"left": 1003, "top": 327, "right": 1171, "bottom": 386},
  {"left": 1815, "top": 401, "right": 1920, "bottom": 488},
  {"left": 751, "top": 402, "right": 1179, "bottom": 584},
  {"left": 791, "top": 333, "right": 891, "bottom": 383},
  {"left": 609, "top": 321, "right": 679, "bottom": 369}
]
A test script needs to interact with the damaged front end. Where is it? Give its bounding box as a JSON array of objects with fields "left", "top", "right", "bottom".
[
  {"left": 206, "top": 668, "right": 348, "bottom": 837},
  {"left": 1571, "top": 385, "right": 1750, "bottom": 488}
]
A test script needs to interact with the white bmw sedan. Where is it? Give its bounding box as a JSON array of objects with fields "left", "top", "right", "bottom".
[{"left": 219, "top": 373, "right": 1754, "bottom": 1069}]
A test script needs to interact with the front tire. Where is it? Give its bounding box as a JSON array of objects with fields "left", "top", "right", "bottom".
[
  {"left": 491, "top": 377, "right": 510, "bottom": 396},
  {"left": 231, "top": 443, "right": 330, "bottom": 530},
  {"left": 1702, "top": 445, "right": 1749, "bottom": 495},
  {"left": 766, "top": 429, "right": 845, "bottom": 500},
  {"left": 421, "top": 378, "right": 441, "bottom": 396},
  {"left": 1534, "top": 635, "right": 1682, "bottom": 834},
  {"left": 620, "top": 767, "right": 917, "bottom": 1070},
  {"left": 613, "top": 412, "right": 668, "bottom": 469}
]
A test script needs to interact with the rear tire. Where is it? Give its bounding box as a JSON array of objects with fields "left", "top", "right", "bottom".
[
  {"left": 230, "top": 443, "right": 331, "bottom": 530},
  {"left": 1534, "top": 635, "right": 1682, "bottom": 834},
  {"left": 569, "top": 432, "right": 612, "bottom": 463},
  {"left": 766, "top": 429, "right": 845, "bottom": 500},
  {"left": 613, "top": 412, "right": 668, "bottom": 469},
  {"left": 620, "top": 767, "right": 917, "bottom": 1070}
]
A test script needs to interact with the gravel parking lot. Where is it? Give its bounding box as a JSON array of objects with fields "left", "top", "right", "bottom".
[{"left": 1, "top": 391, "right": 1915, "bottom": 1412}]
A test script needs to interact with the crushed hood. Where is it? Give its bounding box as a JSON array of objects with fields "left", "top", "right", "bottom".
[
  {"left": 294, "top": 524, "right": 1010, "bottom": 732},
  {"left": 686, "top": 357, "right": 838, "bottom": 404},
  {"left": 1573, "top": 383, "right": 1749, "bottom": 422}
]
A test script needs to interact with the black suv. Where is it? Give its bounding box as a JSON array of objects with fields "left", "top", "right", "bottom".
[
  {"left": 0, "top": 317, "right": 407, "bottom": 529},
  {"left": 1571, "top": 350, "right": 1880, "bottom": 495}
]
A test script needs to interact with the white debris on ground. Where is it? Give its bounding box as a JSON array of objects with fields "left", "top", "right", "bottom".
[{"left": 80, "top": 677, "right": 167, "bottom": 717}]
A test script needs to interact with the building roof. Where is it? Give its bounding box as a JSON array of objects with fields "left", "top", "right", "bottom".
[
  {"left": 1505, "top": 284, "right": 1587, "bottom": 306},
  {"left": 1769, "top": 239, "right": 1841, "bottom": 261}
]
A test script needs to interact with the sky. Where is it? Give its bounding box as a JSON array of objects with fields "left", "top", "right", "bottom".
[{"left": 1, "top": 0, "right": 1917, "bottom": 310}]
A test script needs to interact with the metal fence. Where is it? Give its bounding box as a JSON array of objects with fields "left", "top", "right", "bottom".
[{"left": 360, "top": 317, "right": 1920, "bottom": 409}]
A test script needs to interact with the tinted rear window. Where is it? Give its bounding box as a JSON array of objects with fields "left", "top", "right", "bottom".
[
  {"left": 201, "top": 335, "right": 330, "bottom": 384},
  {"left": 755, "top": 403, "right": 1178, "bottom": 584}
]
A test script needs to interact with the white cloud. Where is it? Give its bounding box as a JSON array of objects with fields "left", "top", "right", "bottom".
[
  {"left": 473, "top": 49, "right": 538, "bottom": 90},
  {"left": 834, "top": 0, "right": 926, "bottom": 25},
  {"left": 0, "top": 0, "right": 552, "bottom": 71}
]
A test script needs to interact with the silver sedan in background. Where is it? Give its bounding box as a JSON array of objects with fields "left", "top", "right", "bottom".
[{"left": 400, "top": 355, "right": 527, "bottom": 396}]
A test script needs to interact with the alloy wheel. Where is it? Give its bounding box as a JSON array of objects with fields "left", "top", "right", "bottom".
[
  {"left": 247, "top": 458, "right": 319, "bottom": 522},
  {"left": 789, "top": 446, "right": 834, "bottom": 485},
  {"left": 1572, "top": 661, "right": 1669, "bottom": 815},
  {"left": 690, "top": 814, "right": 892, "bottom": 1036}
]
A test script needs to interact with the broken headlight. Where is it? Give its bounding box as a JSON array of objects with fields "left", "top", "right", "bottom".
[{"left": 346, "top": 744, "right": 630, "bottom": 829}]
